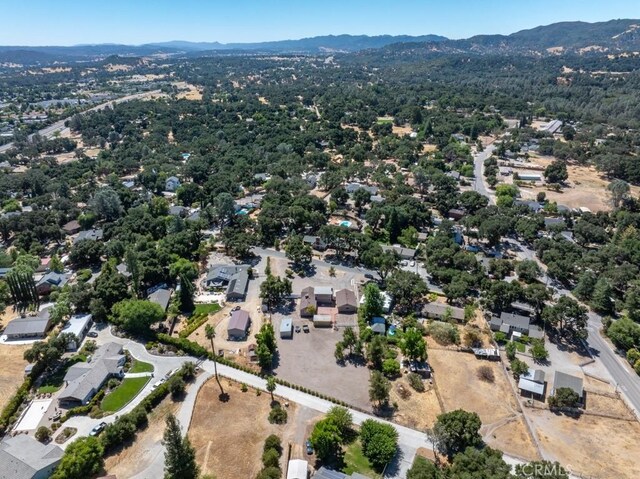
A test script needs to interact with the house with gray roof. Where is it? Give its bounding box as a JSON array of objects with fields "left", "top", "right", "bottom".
[
  {"left": 552, "top": 371, "right": 584, "bottom": 401},
  {"left": 381, "top": 244, "right": 416, "bottom": 260},
  {"left": 58, "top": 342, "right": 125, "bottom": 406},
  {"left": 422, "top": 302, "right": 465, "bottom": 322},
  {"left": 336, "top": 288, "right": 357, "bottom": 314},
  {"left": 0, "top": 434, "right": 63, "bottom": 479},
  {"left": 3, "top": 310, "right": 52, "bottom": 340},
  {"left": 228, "top": 309, "right": 250, "bottom": 339},
  {"left": 62, "top": 220, "right": 81, "bottom": 235},
  {"left": 148, "top": 287, "right": 172, "bottom": 312},
  {"left": 299, "top": 286, "right": 317, "bottom": 317},
  {"left": 36, "top": 272, "right": 70, "bottom": 295},
  {"left": 203, "top": 264, "right": 247, "bottom": 289},
  {"left": 303, "top": 235, "right": 327, "bottom": 251},
  {"left": 165, "top": 176, "right": 181, "bottom": 192},
  {"left": 345, "top": 182, "right": 379, "bottom": 196},
  {"left": 518, "top": 369, "right": 546, "bottom": 400},
  {"left": 226, "top": 268, "right": 250, "bottom": 301},
  {"left": 73, "top": 228, "right": 104, "bottom": 244},
  {"left": 490, "top": 312, "right": 543, "bottom": 339},
  {"left": 313, "top": 467, "right": 370, "bottom": 479}
]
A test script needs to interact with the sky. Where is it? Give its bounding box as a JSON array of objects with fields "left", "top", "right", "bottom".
[{"left": 2, "top": 0, "right": 639, "bottom": 46}]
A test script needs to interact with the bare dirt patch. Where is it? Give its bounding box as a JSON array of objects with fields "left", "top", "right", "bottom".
[
  {"left": 528, "top": 408, "right": 640, "bottom": 478},
  {"left": 428, "top": 349, "right": 539, "bottom": 461},
  {"left": 392, "top": 124, "right": 414, "bottom": 137},
  {"left": 189, "top": 379, "right": 298, "bottom": 479},
  {"left": 0, "top": 343, "right": 30, "bottom": 412},
  {"left": 522, "top": 155, "right": 640, "bottom": 212},
  {"left": 104, "top": 396, "right": 179, "bottom": 477},
  {"left": 389, "top": 375, "right": 441, "bottom": 431},
  {"left": 174, "top": 82, "right": 203, "bottom": 101}
]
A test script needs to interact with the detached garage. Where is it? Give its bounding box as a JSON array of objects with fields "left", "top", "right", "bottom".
[
  {"left": 227, "top": 310, "right": 250, "bottom": 340},
  {"left": 280, "top": 317, "right": 293, "bottom": 339}
]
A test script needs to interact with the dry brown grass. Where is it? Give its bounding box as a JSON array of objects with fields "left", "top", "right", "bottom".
[
  {"left": 528, "top": 408, "right": 640, "bottom": 478},
  {"left": 428, "top": 349, "right": 539, "bottom": 461},
  {"left": 189, "top": 379, "right": 298, "bottom": 479},
  {"left": 522, "top": 155, "right": 640, "bottom": 212},
  {"left": 174, "top": 82, "right": 203, "bottom": 101},
  {"left": 104, "top": 396, "right": 179, "bottom": 477},
  {"left": 390, "top": 375, "right": 442, "bottom": 431},
  {"left": 0, "top": 342, "right": 30, "bottom": 413}
]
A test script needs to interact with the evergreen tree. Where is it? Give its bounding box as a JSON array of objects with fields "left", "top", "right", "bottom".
[{"left": 163, "top": 414, "right": 199, "bottom": 479}]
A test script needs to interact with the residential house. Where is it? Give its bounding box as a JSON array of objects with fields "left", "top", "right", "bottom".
[
  {"left": 447, "top": 208, "right": 466, "bottom": 220},
  {"left": 313, "top": 467, "right": 371, "bottom": 479},
  {"left": 299, "top": 286, "right": 317, "bottom": 317},
  {"left": 446, "top": 171, "right": 461, "bottom": 181},
  {"left": 226, "top": 269, "right": 250, "bottom": 301},
  {"left": 314, "top": 286, "right": 334, "bottom": 305},
  {"left": 36, "top": 256, "right": 51, "bottom": 273},
  {"left": 203, "top": 264, "right": 248, "bottom": 289},
  {"left": 345, "top": 183, "right": 379, "bottom": 196},
  {"left": 381, "top": 245, "right": 416, "bottom": 260},
  {"left": 280, "top": 317, "right": 293, "bottom": 339},
  {"left": 3, "top": 310, "right": 52, "bottom": 340},
  {"left": 122, "top": 180, "right": 135, "bottom": 189},
  {"left": 422, "top": 302, "right": 465, "bottom": 322},
  {"left": 0, "top": 435, "right": 63, "bottom": 479},
  {"left": 544, "top": 217, "right": 566, "bottom": 229},
  {"left": 165, "top": 176, "right": 181, "bottom": 192},
  {"left": 489, "top": 312, "right": 543, "bottom": 339},
  {"left": 116, "top": 263, "right": 131, "bottom": 278},
  {"left": 254, "top": 173, "right": 270, "bottom": 182},
  {"left": 59, "top": 314, "right": 92, "bottom": 351},
  {"left": 168, "top": 205, "right": 189, "bottom": 217},
  {"left": 335, "top": 288, "right": 357, "bottom": 314},
  {"left": 498, "top": 166, "right": 512, "bottom": 176},
  {"left": 228, "top": 310, "right": 250, "bottom": 340},
  {"left": 303, "top": 235, "right": 327, "bottom": 251},
  {"left": 541, "top": 119, "right": 563, "bottom": 135},
  {"left": 74, "top": 228, "right": 104, "bottom": 244},
  {"left": 552, "top": 371, "right": 584, "bottom": 401},
  {"left": 58, "top": 342, "right": 125, "bottom": 406},
  {"left": 62, "top": 220, "right": 81, "bottom": 235},
  {"left": 516, "top": 173, "right": 543, "bottom": 183},
  {"left": 361, "top": 291, "right": 393, "bottom": 314},
  {"left": 518, "top": 369, "right": 546, "bottom": 400},
  {"left": 36, "top": 272, "right": 70, "bottom": 295},
  {"left": 148, "top": 287, "right": 172, "bottom": 312},
  {"left": 370, "top": 195, "right": 384, "bottom": 204}
]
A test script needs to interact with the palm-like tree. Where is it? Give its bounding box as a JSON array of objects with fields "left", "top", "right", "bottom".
[
  {"left": 266, "top": 375, "right": 276, "bottom": 402},
  {"left": 205, "top": 324, "right": 223, "bottom": 395}
]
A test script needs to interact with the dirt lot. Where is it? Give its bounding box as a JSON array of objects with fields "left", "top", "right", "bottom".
[
  {"left": 392, "top": 124, "right": 414, "bottom": 137},
  {"left": 174, "top": 81, "right": 203, "bottom": 101},
  {"left": 104, "top": 396, "right": 179, "bottom": 477},
  {"left": 389, "top": 374, "right": 442, "bottom": 431},
  {"left": 0, "top": 343, "right": 30, "bottom": 412},
  {"left": 189, "top": 379, "right": 303, "bottom": 479},
  {"left": 428, "top": 349, "right": 540, "bottom": 461},
  {"left": 275, "top": 319, "right": 371, "bottom": 411},
  {"left": 520, "top": 155, "right": 640, "bottom": 212},
  {"left": 527, "top": 408, "right": 640, "bottom": 478}
]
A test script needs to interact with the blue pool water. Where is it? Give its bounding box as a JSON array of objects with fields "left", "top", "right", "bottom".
[{"left": 339, "top": 220, "right": 352, "bottom": 228}]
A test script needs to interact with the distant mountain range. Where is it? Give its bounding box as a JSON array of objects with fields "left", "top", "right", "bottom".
[{"left": 0, "top": 19, "right": 639, "bottom": 65}]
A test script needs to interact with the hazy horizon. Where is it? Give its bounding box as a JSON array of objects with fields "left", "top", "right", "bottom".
[{"left": 1, "top": 0, "right": 638, "bottom": 46}]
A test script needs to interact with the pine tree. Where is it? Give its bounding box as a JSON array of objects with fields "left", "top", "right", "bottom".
[{"left": 163, "top": 414, "right": 199, "bottom": 479}]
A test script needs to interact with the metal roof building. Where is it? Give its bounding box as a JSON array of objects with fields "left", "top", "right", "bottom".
[
  {"left": 228, "top": 310, "right": 250, "bottom": 339},
  {"left": 0, "top": 435, "right": 63, "bottom": 479}
]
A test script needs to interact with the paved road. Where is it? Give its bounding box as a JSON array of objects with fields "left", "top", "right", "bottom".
[
  {"left": 0, "top": 90, "right": 161, "bottom": 154},
  {"left": 473, "top": 144, "right": 496, "bottom": 204},
  {"left": 470, "top": 143, "right": 640, "bottom": 416}
]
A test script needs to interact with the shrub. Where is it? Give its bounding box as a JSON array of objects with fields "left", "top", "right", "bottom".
[
  {"left": 263, "top": 434, "right": 282, "bottom": 455},
  {"left": 256, "top": 466, "right": 282, "bottom": 479},
  {"left": 494, "top": 331, "right": 507, "bottom": 343},
  {"left": 179, "top": 313, "right": 210, "bottom": 338},
  {"left": 262, "top": 448, "right": 280, "bottom": 468},
  {"left": 548, "top": 387, "right": 581, "bottom": 408},
  {"left": 505, "top": 341, "right": 517, "bottom": 361},
  {"left": 477, "top": 365, "right": 495, "bottom": 383},
  {"left": 426, "top": 321, "right": 459, "bottom": 345},
  {"left": 268, "top": 406, "right": 288, "bottom": 424},
  {"left": 407, "top": 373, "right": 425, "bottom": 392},
  {"left": 382, "top": 359, "right": 401, "bottom": 378},
  {"left": 35, "top": 426, "right": 51, "bottom": 442},
  {"left": 241, "top": 383, "right": 248, "bottom": 392}
]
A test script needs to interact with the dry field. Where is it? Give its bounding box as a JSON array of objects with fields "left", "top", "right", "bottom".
[
  {"left": 104, "top": 396, "right": 179, "bottom": 477},
  {"left": 174, "top": 82, "right": 203, "bottom": 101},
  {"left": 521, "top": 155, "right": 640, "bottom": 212},
  {"left": 0, "top": 343, "right": 30, "bottom": 412},
  {"left": 428, "top": 348, "right": 540, "bottom": 461},
  {"left": 258, "top": 96, "right": 270, "bottom": 105},
  {"left": 528, "top": 408, "right": 640, "bottom": 478},
  {"left": 392, "top": 124, "right": 414, "bottom": 137},
  {"left": 389, "top": 374, "right": 442, "bottom": 431},
  {"left": 422, "top": 144, "right": 438, "bottom": 154},
  {"left": 189, "top": 379, "right": 299, "bottom": 479}
]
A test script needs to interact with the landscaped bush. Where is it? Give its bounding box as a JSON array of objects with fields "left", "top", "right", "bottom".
[
  {"left": 179, "top": 313, "right": 209, "bottom": 338},
  {"left": 426, "top": 321, "right": 460, "bottom": 345},
  {"left": 407, "top": 373, "right": 425, "bottom": 392},
  {"left": 262, "top": 448, "right": 280, "bottom": 468},
  {"left": 263, "top": 434, "right": 282, "bottom": 454},
  {"left": 268, "top": 406, "right": 288, "bottom": 424}
]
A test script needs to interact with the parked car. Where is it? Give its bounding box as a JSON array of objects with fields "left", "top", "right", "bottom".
[
  {"left": 232, "top": 305, "right": 241, "bottom": 311},
  {"left": 409, "top": 261, "right": 415, "bottom": 267},
  {"left": 364, "top": 273, "right": 374, "bottom": 280},
  {"left": 295, "top": 325, "right": 301, "bottom": 333},
  {"left": 302, "top": 324, "right": 310, "bottom": 333},
  {"left": 87, "top": 331, "right": 98, "bottom": 338},
  {"left": 306, "top": 439, "right": 314, "bottom": 455},
  {"left": 90, "top": 422, "right": 107, "bottom": 436}
]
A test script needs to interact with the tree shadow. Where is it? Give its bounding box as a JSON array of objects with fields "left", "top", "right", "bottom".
[
  {"left": 384, "top": 447, "right": 405, "bottom": 478},
  {"left": 218, "top": 392, "right": 230, "bottom": 402}
]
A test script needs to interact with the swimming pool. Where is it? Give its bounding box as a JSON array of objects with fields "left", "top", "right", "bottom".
[{"left": 339, "top": 220, "right": 352, "bottom": 228}]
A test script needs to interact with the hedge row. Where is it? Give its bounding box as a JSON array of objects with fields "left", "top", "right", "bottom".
[
  {"left": 178, "top": 313, "right": 208, "bottom": 339},
  {"left": 0, "top": 361, "right": 45, "bottom": 435},
  {"left": 155, "top": 334, "right": 358, "bottom": 412},
  {"left": 61, "top": 389, "right": 106, "bottom": 422}
]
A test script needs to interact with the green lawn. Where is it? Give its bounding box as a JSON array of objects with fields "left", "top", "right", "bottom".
[
  {"left": 376, "top": 117, "right": 394, "bottom": 125},
  {"left": 342, "top": 441, "right": 382, "bottom": 479},
  {"left": 101, "top": 377, "right": 150, "bottom": 412},
  {"left": 128, "top": 360, "right": 154, "bottom": 373},
  {"left": 37, "top": 356, "right": 85, "bottom": 394},
  {"left": 515, "top": 342, "right": 526, "bottom": 352},
  {"left": 194, "top": 303, "right": 222, "bottom": 316}
]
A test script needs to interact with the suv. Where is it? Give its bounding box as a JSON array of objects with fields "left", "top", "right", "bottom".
[
  {"left": 306, "top": 439, "right": 314, "bottom": 455},
  {"left": 302, "top": 324, "right": 310, "bottom": 333},
  {"left": 87, "top": 331, "right": 98, "bottom": 338},
  {"left": 90, "top": 422, "right": 107, "bottom": 436}
]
